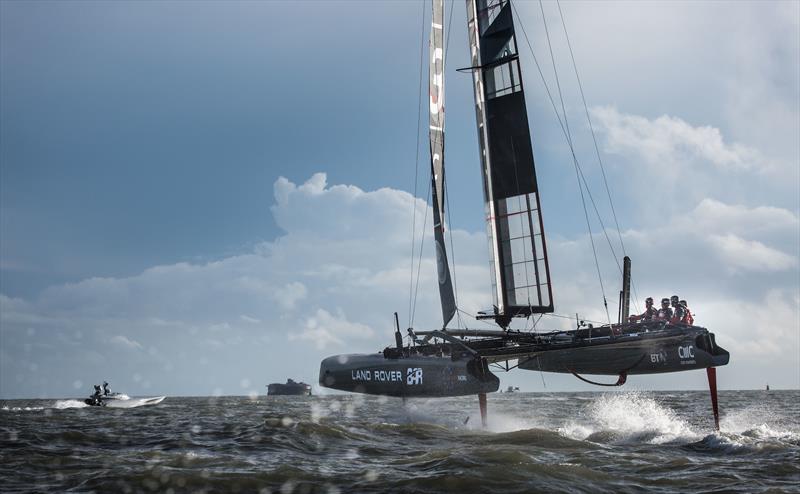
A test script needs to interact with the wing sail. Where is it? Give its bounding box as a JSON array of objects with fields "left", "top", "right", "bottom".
[{"left": 466, "top": 0, "right": 553, "bottom": 326}]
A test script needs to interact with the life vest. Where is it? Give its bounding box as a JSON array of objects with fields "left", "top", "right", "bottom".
[
  {"left": 670, "top": 305, "right": 686, "bottom": 324},
  {"left": 682, "top": 307, "right": 694, "bottom": 325}
]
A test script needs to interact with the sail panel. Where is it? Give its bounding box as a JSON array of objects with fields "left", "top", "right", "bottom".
[
  {"left": 466, "top": 0, "right": 553, "bottom": 324},
  {"left": 430, "top": 0, "right": 456, "bottom": 327}
]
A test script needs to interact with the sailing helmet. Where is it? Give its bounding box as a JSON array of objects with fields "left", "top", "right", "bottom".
[
  {"left": 661, "top": 298, "right": 670, "bottom": 305},
  {"left": 680, "top": 300, "right": 688, "bottom": 307},
  {"left": 670, "top": 295, "right": 679, "bottom": 304},
  {"left": 645, "top": 297, "right": 653, "bottom": 304}
]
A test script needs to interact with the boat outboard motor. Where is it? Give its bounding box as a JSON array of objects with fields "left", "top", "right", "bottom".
[{"left": 84, "top": 395, "right": 106, "bottom": 406}]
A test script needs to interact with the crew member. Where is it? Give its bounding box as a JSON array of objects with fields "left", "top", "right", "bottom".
[
  {"left": 102, "top": 381, "right": 110, "bottom": 396},
  {"left": 680, "top": 300, "right": 694, "bottom": 325},
  {"left": 656, "top": 298, "right": 673, "bottom": 321},
  {"left": 628, "top": 297, "right": 657, "bottom": 322},
  {"left": 670, "top": 295, "right": 685, "bottom": 324}
]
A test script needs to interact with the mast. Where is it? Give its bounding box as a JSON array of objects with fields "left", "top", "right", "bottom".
[
  {"left": 466, "top": 0, "right": 554, "bottom": 328},
  {"left": 430, "top": 0, "right": 456, "bottom": 328}
]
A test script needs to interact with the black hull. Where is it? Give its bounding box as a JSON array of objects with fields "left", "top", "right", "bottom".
[
  {"left": 319, "top": 323, "right": 728, "bottom": 397},
  {"left": 319, "top": 354, "right": 499, "bottom": 397},
  {"left": 519, "top": 325, "right": 729, "bottom": 375}
]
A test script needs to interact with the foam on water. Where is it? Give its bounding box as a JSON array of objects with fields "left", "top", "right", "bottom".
[
  {"left": 687, "top": 405, "right": 800, "bottom": 454},
  {"left": 721, "top": 407, "right": 799, "bottom": 439},
  {"left": 561, "top": 392, "right": 701, "bottom": 444},
  {"left": 478, "top": 411, "right": 542, "bottom": 433},
  {"left": 1, "top": 405, "right": 46, "bottom": 412},
  {"left": 53, "top": 399, "right": 89, "bottom": 409}
]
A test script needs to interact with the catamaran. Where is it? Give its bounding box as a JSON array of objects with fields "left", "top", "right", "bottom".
[{"left": 319, "top": 0, "right": 729, "bottom": 428}]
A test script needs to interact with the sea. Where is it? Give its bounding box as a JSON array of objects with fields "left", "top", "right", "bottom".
[{"left": 1, "top": 390, "right": 798, "bottom": 493}]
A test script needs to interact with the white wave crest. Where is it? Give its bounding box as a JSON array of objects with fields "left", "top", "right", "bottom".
[{"left": 560, "top": 392, "right": 701, "bottom": 444}]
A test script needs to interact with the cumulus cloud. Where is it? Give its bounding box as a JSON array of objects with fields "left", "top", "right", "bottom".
[
  {"left": 591, "top": 106, "right": 763, "bottom": 173},
  {"left": 1, "top": 164, "right": 797, "bottom": 397},
  {"left": 288, "top": 308, "right": 374, "bottom": 350},
  {"left": 707, "top": 234, "right": 797, "bottom": 274},
  {"left": 682, "top": 199, "right": 799, "bottom": 238},
  {"left": 274, "top": 281, "right": 307, "bottom": 310},
  {"left": 0, "top": 174, "right": 485, "bottom": 397}
]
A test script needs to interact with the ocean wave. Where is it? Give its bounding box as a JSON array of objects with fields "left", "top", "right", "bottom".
[{"left": 559, "top": 392, "right": 701, "bottom": 445}]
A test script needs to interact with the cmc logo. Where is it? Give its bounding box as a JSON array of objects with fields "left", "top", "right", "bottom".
[
  {"left": 678, "top": 345, "right": 694, "bottom": 359},
  {"left": 407, "top": 367, "right": 423, "bottom": 385}
]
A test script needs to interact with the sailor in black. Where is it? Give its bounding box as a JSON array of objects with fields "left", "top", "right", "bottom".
[
  {"left": 629, "top": 297, "right": 657, "bottom": 322},
  {"left": 102, "top": 381, "right": 110, "bottom": 396},
  {"left": 670, "top": 295, "right": 685, "bottom": 324},
  {"left": 656, "top": 298, "right": 673, "bottom": 321}
]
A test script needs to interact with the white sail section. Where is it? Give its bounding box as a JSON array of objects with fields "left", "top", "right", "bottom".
[{"left": 429, "top": 0, "right": 456, "bottom": 327}]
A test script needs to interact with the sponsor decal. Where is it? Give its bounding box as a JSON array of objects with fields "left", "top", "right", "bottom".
[
  {"left": 407, "top": 367, "right": 423, "bottom": 385},
  {"left": 350, "top": 370, "right": 404, "bottom": 382},
  {"left": 650, "top": 351, "right": 667, "bottom": 364},
  {"left": 678, "top": 344, "right": 696, "bottom": 365}
]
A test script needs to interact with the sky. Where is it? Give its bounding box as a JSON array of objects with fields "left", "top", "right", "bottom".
[{"left": 1, "top": 0, "right": 798, "bottom": 399}]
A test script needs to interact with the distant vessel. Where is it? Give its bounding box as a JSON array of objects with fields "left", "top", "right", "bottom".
[
  {"left": 766, "top": 384, "right": 770, "bottom": 391},
  {"left": 267, "top": 379, "right": 312, "bottom": 396},
  {"left": 506, "top": 386, "right": 520, "bottom": 393},
  {"left": 82, "top": 383, "right": 163, "bottom": 407}
]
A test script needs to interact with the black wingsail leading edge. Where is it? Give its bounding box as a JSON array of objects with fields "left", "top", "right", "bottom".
[
  {"left": 429, "top": 0, "right": 457, "bottom": 328},
  {"left": 467, "top": 0, "right": 553, "bottom": 328}
]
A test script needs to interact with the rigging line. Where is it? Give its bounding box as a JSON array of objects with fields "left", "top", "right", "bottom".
[
  {"left": 556, "top": 0, "right": 627, "bottom": 261},
  {"left": 411, "top": 178, "right": 433, "bottom": 328},
  {"left": 408, "top": 0, "right": 428, "bottom": 327},
  {"left": 444, "top": 162, "right": 463, "bottom": 328},
  {"left": 542, "top": 312, "right": 607, "bottom": 326},
  {"left": 445, "top": 0, "right": 455, "bottom": 55},
  {"left": 456, "top": 308, "right": 500, "bottom": 328},
  {"left": 513, "top": 1, "right": 614, "bottom": 273},
  {"left": 441, "top": 0, "right": 462, "bottom": 329},
  {"left": 555, "top": 0, "right": 641, "bottom": 314},
  {"left": 514, "top": 1, "right": 624, "bottom": 289},
  {"left": 511, "top": 3, "right": 620, "bottom": 268},
  {"left": 538, "top": 0, "right": 611, "bottom": 325}
]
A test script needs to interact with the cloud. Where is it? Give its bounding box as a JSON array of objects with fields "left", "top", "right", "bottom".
[
  {"left": 1, "top": 167, "right": 797, "bottom": 397},
  {"left": 110, "top": 335, "right": 143, "bottom": 350},
  {"left": 591, "top": 106, "right": 763, "bottom": 173},
  {"left": 683, "top": 199, "right": 799, "bottom": 238},
  {"left": 274, "top": 281, "right": 307, "bottom": 310},
  {"left": 0, "top": 174, "right": 476, "bottom": 397},
  {"left": 707, "top": 234, "right": 797, "bottom": 274},
  {"left": 288, "top": 308, "right": 374, "bottom": 350}
]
